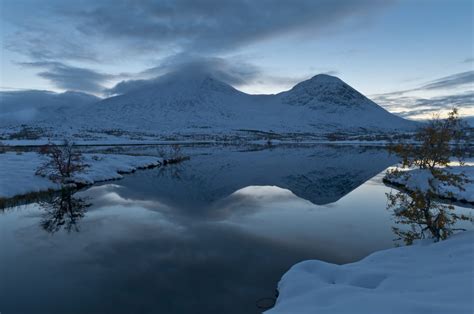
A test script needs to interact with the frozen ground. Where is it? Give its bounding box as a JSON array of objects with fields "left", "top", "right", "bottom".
[
  {"left": 0, "top": 152, "right": 162, "bottom": 199},
  {"left": 384, "top": 166, "right": 474, "bottom": 204},
  {"left": 267, "top": 231, "right": 474, "bottom": 314}
]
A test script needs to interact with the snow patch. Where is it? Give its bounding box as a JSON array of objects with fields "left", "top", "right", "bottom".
[
  {"left": 267, "top": 231, "right": 474, "bottom": 314},
  {"left": 0, "top": 152, "right": 162, "bottom": 199},
  {"left": 384, "top": 166, "right": 474, "bottom": 203}
]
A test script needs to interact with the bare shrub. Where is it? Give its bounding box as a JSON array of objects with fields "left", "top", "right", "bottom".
[
  {"left": 170, "top": 144, "right": 183, "bottom": 159},
  {"left": 158, "top": 144, "right": 186, "bottom": 160},
  {"left": 36, "top": 140, "right": 88, "bottom": 184}
]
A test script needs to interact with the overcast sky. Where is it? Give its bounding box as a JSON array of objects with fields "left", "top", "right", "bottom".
[{"left": 1, "top": 0, "right": 473, "bottom": 120}]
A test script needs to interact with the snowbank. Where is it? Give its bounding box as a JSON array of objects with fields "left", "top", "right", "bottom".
[
  {"left": 267, "top": 231, "right": 474, "bottom": 314},
  {"left": 383, "top": 166, "right": 474, "bottom": 204},
  {"left": 0, "top": 152, "right": 162, "bottom": 199}
]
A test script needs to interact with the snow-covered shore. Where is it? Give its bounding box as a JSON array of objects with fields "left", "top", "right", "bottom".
[
  {"left": 1, "top": 138, "right": 399, "bottom": 147},
  {"left": 383, "top": 166, "right": 474, "bottom": 204},
  {"left": 0, "top": 152, "right": 162, "bottom": 199},
  {"left": 267, "top": 231, "right": 474, "bottom": 314}
]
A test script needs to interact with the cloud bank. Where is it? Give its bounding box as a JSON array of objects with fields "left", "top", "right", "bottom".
[
  {"left": 0, "top": 90, "right": 100, "bottom": 122},
  {"left": 19, "top": 62, "right": 114, "bottom": 94},
  {"left": 371, "top": 71, "right": 474, "bottom": 120},
  {"left": 3, "top": 0, "right": 392, "bottom": 94}
]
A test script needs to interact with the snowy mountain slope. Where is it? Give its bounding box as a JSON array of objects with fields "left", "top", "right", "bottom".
[
  {"left": 72, "top": 72, "right": 416, "bottom": 134},
  {"left": 0, "top": 72, "right": 418, "bottom": 138},
  {"left": 80, "top": 72, "right": 257, "bottom": 132},
  {"left": 277, "top": 74, "right": 415, "bottom": 131}
]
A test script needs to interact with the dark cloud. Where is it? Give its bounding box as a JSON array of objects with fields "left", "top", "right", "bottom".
[
  {"left": 373, "top": 71, "right": 474, "bottom": 100},
  {"left": 143, "top": 56, "right": 261, "bottom": 86},
  {"left": 105, "top": 55, "right": 303, "bottom": 96},
  {"left": 104, "top": 78, "right": 156, "bottom": 96},
  {"left": 105, "top": 56, "right": 261, "bottom": 95},
  {"left": 462, "top": 57, "right": 474, "bottom": 63},
  {"left": 415, "top": 92, "right": 474, "bottom": 108},
  {"left": 371, "top": 70, "right": 474, "bottom": 118},
  {"left": 372, "top": 91, "right": 474, "bottom": 119},
  {"left": 420, "top": 71, "right": 474, "bottom": 90},
  {"left": 2, "top": 0, "right": 390, "bottom": 94},
  {"left": 70, "top": 0, "right": 390, "bottom": 54},
  {"left": 4, "top": 0, "right": 392, "bottom": 62},
  {"left": 19, "top": 62, "right": 113, "bottom": 94},
  {"left": 5, "top": 26, "right": 98, "bottom": 62}
]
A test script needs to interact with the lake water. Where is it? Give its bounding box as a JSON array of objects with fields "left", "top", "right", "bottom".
[{"left": 0, "top": 145, "right": 471, "bottom": 314}]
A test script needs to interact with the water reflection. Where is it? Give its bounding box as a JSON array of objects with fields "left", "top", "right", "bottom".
[
  {"left": 156, "top": 160, "right": 185, "bottom": 180},
  {"left": 112, "top": 146, "right": 398, "bottom": 216},
  {"left": 39, "top": 189, "right": 91, "bottom": 233},
  {"left": 1, "top": 146, "right": 470, "bottom": 314}
]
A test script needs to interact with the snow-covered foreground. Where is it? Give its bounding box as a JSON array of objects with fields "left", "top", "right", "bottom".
[
  {"left": 267, "top": 231, "right": 474, "bottom": 314},
  {"left": 0, "top": 152, "right": 162, "bottom": 199},
  {"left": 384, "top": 166, "right": 474, "bottom": 204}
]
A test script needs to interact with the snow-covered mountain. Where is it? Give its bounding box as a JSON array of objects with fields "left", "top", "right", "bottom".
[
  {"left": 77, "top": 73, "right": 416, "bottom": 134},
  {"left": 1, "top": 73, "right": 418, "bottom": 139}
]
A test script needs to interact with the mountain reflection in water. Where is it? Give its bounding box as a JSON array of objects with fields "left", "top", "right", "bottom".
[{"left": 4, "top": 146, "right": 469, "bottom": 314}]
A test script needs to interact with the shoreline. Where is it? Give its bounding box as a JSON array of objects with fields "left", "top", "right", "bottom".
[
  {"left": 383, "top": 166, "right": 474, "bottom": 204},
  {"left": 0, "top": 152, "right": 165, "bottom": 208}
]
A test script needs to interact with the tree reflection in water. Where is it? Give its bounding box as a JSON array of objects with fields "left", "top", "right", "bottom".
[
  {"left": 39, "top": 189, "right": 91, "bottom": 233},
  {"left": 386, "top": 189, "right": 472, "bottom": 245},
  {"left": 155, "top": 163, "right": 184, "bottom": 180}
]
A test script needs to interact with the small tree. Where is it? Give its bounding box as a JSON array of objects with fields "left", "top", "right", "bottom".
[
  {"left": 36, "top": 140, "right": 87, "bottom": 184},
  {"left": 170, "top": 144, "right": 182, "bottom": 159},
  {"left": 386, "top": 109, "right": 471, "bottom": 244},
  {"left": 158, "top": 144, "right": 189, "bottom": 165},
  {"left": 389, "top": 109, "right": 468, "bottom": 168}
]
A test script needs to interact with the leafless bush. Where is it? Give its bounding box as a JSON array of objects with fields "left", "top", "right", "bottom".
[
  {"left": 36, "top": 140, "right": 88, "bottom": 184},
  {"left": 158, "top": 144, "right": 184, "bottom": 159},
  {"left": 170, "top": 144, "right": 182, "bottom": 159},
  {"left": 158, "top": 144, "right": 189, "bottom": 165}
]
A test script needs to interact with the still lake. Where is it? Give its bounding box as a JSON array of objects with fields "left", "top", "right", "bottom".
[{"left": 0, "top": 145, "right": 470, "bottom": 314}]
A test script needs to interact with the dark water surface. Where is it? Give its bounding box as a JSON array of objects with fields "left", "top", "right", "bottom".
[{"left": 1, "top": 146, "right": 469, "bottom": 314}]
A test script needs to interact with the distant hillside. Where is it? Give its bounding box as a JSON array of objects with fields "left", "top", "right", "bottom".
[{"left": 0, "top": 73, "right": 418, "bottom": 140}]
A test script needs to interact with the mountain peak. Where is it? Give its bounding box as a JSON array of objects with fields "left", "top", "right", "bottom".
[
  {"left": 292, "top": 74, "right": 345, "bottom": 90},
  {"left": 307, "top": 73, "right": 343, "bottom": 83},
  {"left": 107, "top": 70, "right": 242, "bottom": 99},
  {"left": 154, "top": 71, "right": 242, "bottom": 96},
  {"left": 282, "top": 73, "right": 372, "bottom": 109},
  {"left": 285, "top": 73, "right": 348, "bottom": 93}
]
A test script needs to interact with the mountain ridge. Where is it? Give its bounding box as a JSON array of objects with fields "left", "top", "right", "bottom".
[{"left": 0, "top": 73, "right": 419, "bottom": 138}]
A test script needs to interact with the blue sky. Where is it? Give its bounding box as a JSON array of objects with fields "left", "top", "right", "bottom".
[{"left": 1, "top": 0, "right": 472, "bottom": 119}]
